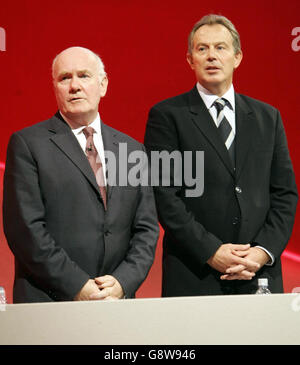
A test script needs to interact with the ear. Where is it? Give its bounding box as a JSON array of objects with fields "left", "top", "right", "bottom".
[
  {"left": 99, "top": 75, "right": 108, "bottom": 97},
  {"left": 234, "top": 50, "right": 243, "bottom": 70},
  {"left": 186, "top": 52, "right": 195, "bottom": 70}
]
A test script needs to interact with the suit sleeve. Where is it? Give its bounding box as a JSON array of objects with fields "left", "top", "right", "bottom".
[
  {"left": 3, "top": 132, "right": 90, "bottom": 301},
  {"left": 253, "top": 110, "right": 298, "bottom": 258},
  {"left": 144, "top": 106, "right": 222, "bottom": 266},
  {"left": 110, "top": 145, "right": 159, "bottom": 297}
]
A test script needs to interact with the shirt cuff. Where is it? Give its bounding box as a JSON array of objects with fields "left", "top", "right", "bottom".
[{"left": 255, "top": 245, "right": 275, "bottom": 266}]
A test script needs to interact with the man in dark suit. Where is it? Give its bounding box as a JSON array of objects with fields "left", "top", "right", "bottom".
[
  {"left": 144, "top": 14, "right": 298, "bottom": 295},
  {"left": 3, "top": 46, "right": 159, "bottom": 303}
]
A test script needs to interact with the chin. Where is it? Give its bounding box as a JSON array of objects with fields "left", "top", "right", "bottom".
[
  {"left": 67, "top": 107, "right": 88, "bottom": 115},
  {"left": 204, "top": 78, "right": 225, "bottom": 87},
  {"left": 206, "top": 74, "right": 223, "bottom": 82}
]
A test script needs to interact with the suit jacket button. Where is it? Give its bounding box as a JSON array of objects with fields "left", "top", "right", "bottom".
[
  {"left": 232, "top": 217, "right": 239, "bottom": 225},
  {"left": 235, "top": 186, "right": 242, "bottom": 194}
]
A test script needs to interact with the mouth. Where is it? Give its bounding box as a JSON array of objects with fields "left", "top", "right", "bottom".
[
  {"left": 69, "top": 97, "right": 84, "bottom": 102},
  {"left": 205, "top": 66, "right": 220, "bottom": 72}
]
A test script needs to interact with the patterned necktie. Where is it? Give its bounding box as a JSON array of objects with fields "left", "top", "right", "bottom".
[
  {"left": 82, "top": 126, "right": 107, "bottom": 210},
  {"left": 214, "top": 98, "right": 235, "bottom": 167}
]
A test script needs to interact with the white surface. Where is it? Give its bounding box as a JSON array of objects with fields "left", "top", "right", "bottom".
[{"left": 0, "top": 294, "right": 300, "bottom": 345}]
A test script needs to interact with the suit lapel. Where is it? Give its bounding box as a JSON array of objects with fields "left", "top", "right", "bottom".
[
  {"left": 234, "top": 93, "right": 255, "bottom": 181},
  {"left": 48, "top": 113, "right": 101, "bottom": 196},
  {"left": 188, "top": 86, "right": 234, "bottom": 177}
]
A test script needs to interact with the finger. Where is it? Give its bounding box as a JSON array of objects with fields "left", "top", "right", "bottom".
[
  {"left": 221, "top": 271, "right": 255, "bottom": 280},
  {"left": 231, "top": 244, "right": 250, "bottom": 251},
  {"left": 232, "top": 256, "right": 260, "bottom": 271},
  {"left": 238, "top": 270, "right": 256, "bottom": 279},
  {"left": 220, "top": 274, "right": 232, "bottom": 280},
  {"left": 94, "top": 276, "right": 104, "bottom": 285},
  {"left": 225, "top": 264, "right": 246, "bottom": 274},
  {"left": 97, "top": 280, "right": 115, "bottom": 289},
  {"left": 89, "top": 292, "right": 105, "bottom": 300},
  {"left": 232, "top": 249, "right": 250, "bottom": 257},
  {"left": 220, "top": 273, "right": 245, "bottom": 280},
  {"left": 94, "top": 275, "right": 109, "bottom": 283},
  {"left": 95, "top": 276, "right": 116, "bottom": 285},
  {"left": 89, "top": 288, "right": 109, "bottom": 300},
  {"left": 221, "top": 275, "right": 250, "bottom": 280},
  {"left": 243, "top": 258, "right": 261, "bottom": 271}
]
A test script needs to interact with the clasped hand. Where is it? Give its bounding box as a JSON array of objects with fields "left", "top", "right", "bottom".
[
  {"left": 207, "top": 243, "right": 269, "bottom": 280},
  {"left": 74, "top": 275, "right": 124, "bottom": 301}
]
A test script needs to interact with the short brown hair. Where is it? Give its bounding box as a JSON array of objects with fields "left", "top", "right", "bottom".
[{"left": 188, "top": 14, "right": 241, "bottom": 54}]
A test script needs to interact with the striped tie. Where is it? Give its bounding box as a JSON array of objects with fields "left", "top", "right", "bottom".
[
  {"left": 83, "top": 127, "right": 107, "bottom": 210},
  {"left": 214, "top": 98, "right": 235, "bottom": 167}
]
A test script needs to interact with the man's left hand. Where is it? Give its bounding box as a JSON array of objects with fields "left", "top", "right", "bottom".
[{"left": 89, "top": 275, "right": 125, "bottom": 300}]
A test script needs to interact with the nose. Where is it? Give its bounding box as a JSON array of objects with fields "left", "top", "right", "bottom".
[
  {"left": 69, "top": 76, "right": 81, "bottom": 93},
  {"left": 207, "top": 46, "right": 217, "bottom": 61}
]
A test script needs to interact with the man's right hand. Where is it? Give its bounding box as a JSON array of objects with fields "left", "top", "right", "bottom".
[
  {"left": 74, "top": 279, "right": 100, "bottom": 301},
  {"left": 207, "top": 243, "right": 260, "bottom": 280}
]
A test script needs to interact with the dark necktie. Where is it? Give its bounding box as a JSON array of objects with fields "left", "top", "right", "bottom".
[
  {"left": 214, "top": 98, "right": 235, "bottom": 167},
  {"left": 82, "top": 126, "right": 107, "bottom": 210}
]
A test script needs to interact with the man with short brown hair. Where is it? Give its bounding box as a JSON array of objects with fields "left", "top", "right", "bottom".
[{"left": 144, "top": 15, "right": 298, "bottom": 296}]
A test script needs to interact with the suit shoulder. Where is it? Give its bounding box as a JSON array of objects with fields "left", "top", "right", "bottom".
[
  {"left": 150, "top": 90, "right": 191, "bottom": 111},
  {"left": 9, "top": 117, "right": 57, "bottom": 145},
  {"left": 12, "top": 117, "right": 54, "bottom": 136},
  {"left": 237, "top": 93, "right": 279, "bottom": 114}
]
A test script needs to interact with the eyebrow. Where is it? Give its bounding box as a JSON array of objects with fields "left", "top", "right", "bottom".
[
  {"left": 196, "top": 41, "right": 228, "bottom": 46},
  {"left": 195, "top": 41, "right": 228, "bottom": 47},
  {"left": 77, "top": 69, "right": 92, "bottom": 74},
  {"left": 57, "top": 69, "right": 92, "bottom": 78}
]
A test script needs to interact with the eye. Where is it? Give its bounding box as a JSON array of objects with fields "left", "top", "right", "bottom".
[{"left": 59, "top": 74, "right": 71, "bottom": 82}]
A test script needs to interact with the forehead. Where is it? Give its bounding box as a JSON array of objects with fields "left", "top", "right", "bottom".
[
  {"left": 193, "top": 24, "right": 233, "bottom": 44},
  {"left": 54, "top": 49, "right": 98, "bottom": 75}
]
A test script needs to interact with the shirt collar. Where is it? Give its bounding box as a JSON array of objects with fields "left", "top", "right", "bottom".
[
  {"left": 71, "top": 113, "right": 102, "bottom": 136},
  {"left": 196, "top": 82, "right": 235, "bottom": 111}
]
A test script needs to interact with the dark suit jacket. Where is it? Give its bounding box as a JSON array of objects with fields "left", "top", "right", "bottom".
[
  {"left": 3, "top": 112, "right": 159, "bottom": 303},
  {"left": 144, "top": 86, "right": 298, "bottom": 296}
]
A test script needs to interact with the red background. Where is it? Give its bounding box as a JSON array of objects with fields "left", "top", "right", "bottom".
[{"left": 0, "top": 0, "right": 299, "bottom": 303}]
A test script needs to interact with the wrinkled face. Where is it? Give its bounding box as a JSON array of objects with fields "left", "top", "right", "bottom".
[
  {"left": 187, "top": 24, "right": 242, "bottom": 95},
  {"left": 52, "top": 47, "right": 108, "bottom": 126}
]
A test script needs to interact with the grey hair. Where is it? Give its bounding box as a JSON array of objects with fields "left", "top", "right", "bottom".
[
  {"left": 52, "top": 46, "right": 107, "bottom": 79},
  {"left": 188, "top": 14, "right": 241, "bottom": 54}
]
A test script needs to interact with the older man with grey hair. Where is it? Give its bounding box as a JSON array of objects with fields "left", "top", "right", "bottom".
[{"left": 3, "top": 46, "right": 159, "bottom": 303}]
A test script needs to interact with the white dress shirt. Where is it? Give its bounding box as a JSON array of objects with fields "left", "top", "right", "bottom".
[
  {"left": 196, "top": 83, "right": 274, "bottom": 266},
  {"left": 68, "top": 113, "right": 107, "bottom": 185},
  {"left": 197, "top": 82, "right": 236, "bottom": 135}
]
